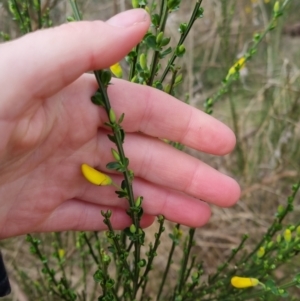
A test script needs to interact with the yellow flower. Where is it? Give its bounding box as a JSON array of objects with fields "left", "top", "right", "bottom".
[
  {"left": 245, "top": 5, "right": 252, "bottom": 14},
  {"left": 58, "top": 249, "right": 65, "bottom": 259},
  {"left": 110, "top": 62, "right": 123, "bottom": 78},
  {"left": 226, "top": 57, "right": 246, "bottom": 80},
  {"left": 257, "top": 247, "right": 265, "bottom": 258},
  {"left": 231, "top": 276, "right": 259, "bottom": 288},
  {"left": 81, "top": 164, "right": 112, "bottom": 186}
]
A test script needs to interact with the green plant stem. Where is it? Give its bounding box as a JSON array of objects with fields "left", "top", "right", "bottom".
[
  {"left": 104, "top": 216, "right": 134, "bottom": 282},
  {"left": 184, "top": 255, "right": 196, "bottom": 284},
  {"left": 70, "top": 0, "right": 142, "bottom": 290},
  {"left": 159, "top": 0, "right": 203, "bottom": 83},
  {"left": 81, "top": 232, "right": 99, "bottom": 266},
  {"left": 24, "top": 0, "right": 32, "bottom": 32},
  {"left": 36, "top": 0, "right": 42, "bottom": 29},
  {"left": 81, "top": 250, "right": 87, "bottom": 298},
  {"left": 127, "top": 2, "right": 146, "bottom": 81},
  {"left": 93, "top": 70, "right": 141, "bottom": 296},
  {"left": 53, "top": 233, "right": 70, "bottom": 291},
  {"left": 147, "top": 0, "right": 168, "bottom": 86},
  {"left": 69, "top": 0, "right": 81, "bottom": 20},
  {"left": 229, "top": 93, "right": 245, "bottom": 173},
  {"left": 157, "top": 224, "right": 181, "bottom": 300},
  {"left": 168, "top": 68, "right": 179, "bottom": 93},
  {"left": 137, "top": 216, "right": 165, "bottom": 290},
  {"left": 177, "top": 228, "right": 195, "bottom": 294},
  {"left": 129, "top": 44, "right": 140, "bottom": 81},
  {"left": 11, "top": 0, "right": 26, "bottom": 32}
]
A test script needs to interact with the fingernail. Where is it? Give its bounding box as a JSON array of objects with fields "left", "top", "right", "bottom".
[{"left": 106, "top": 9, "right": 149, "bottom": 27}]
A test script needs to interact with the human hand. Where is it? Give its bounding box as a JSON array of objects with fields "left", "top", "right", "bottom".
[{"left": 0, "top": 9, "right": 240, "bottom": 239}]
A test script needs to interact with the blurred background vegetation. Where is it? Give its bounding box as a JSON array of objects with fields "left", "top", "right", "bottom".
[{"left": 0, "top": 0, "right": 299, "bottom": 300}]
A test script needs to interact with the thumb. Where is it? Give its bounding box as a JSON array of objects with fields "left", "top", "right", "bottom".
[{"left": 0, "top": 9, "right": 149, "bottom": 106}]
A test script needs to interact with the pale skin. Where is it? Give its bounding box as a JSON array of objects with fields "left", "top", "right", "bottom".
[{"left": 0, "top": 9, "right": 240, "bottom": 239}]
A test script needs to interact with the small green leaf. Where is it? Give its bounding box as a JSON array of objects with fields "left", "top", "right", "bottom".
[
  {"left": 118, "top": 113, "right": 125, "bottom": 124},
  {"left": 144, "top": 34, "right": 157, "bottom": 49},
  {"left": 175, "top": 44, "right": 186, "bottom": 57},
  {"left": 93, "top": 269, "right": 104, "bottom": 283},
  {"left": 107, "top": 134, "right": 116, "bottom": 143},
  {"left": 115, "top": 190, "right": 128, "bottom": 198},
  {"left": 161, "top": 37, "right": 171, "bottom": 47},
  {"left": 106, "top": 161, "right": 122, "bottom": 171},
  {"left": 151, "top": 14, "right": 160, "bottom": 27},
  {"left": 91, "top": 91, "right": 105, "bottom": 106},
  {"left": 100, "top": 70, "right": 112, "bottom": 86},
  {"left": 159, "top": 47, "right": 172, "bottom": 58},
  {"left": 196, "top": 7, "right": 204, "bottom": 18}
]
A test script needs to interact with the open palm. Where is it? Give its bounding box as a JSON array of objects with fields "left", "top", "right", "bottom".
[{"left": 0, "top": 10, "right": 240, "bottom": 239}]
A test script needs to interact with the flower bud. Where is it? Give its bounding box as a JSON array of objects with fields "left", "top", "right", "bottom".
[
  {"left": 164, "top": 84, "right": 171, "bottom": 94},
  {"left": 130, "top": 224, "right": 137, "bottom": 234},
  {"left": 135, "top": 196, "right": 142, "bottom": 207},
  {"left": 257, "top": 247, "right": 265, "bottom": 258},
  {"left": 58, "top": 249, "right": 65, "bottom": 259},
  {"left": 131, "top": 75, "right": 138, "bottom": 83},
  {"left": 102, "top": 254, "right": 111, "bottom": 263},
  {"left": 176, "top": 44, "right": 186, "bottom": 57},
  {"left": 109, "top": 108, "right": 116, "bottom": 124},
  {"left": 161, "top": 37, "right": 171, "bottom": 47},
  {"left": 296, "top": 226, "right": 300, "bottom": 237},
  {"left": 277, "top": 234, "right": 282, "bottom": 243},
  {"left": 139, "top": 53, "right": 147, "bottom": 70},
  {"left": 138, "top": 259, "right": 146, "bottom": 267},
  {"left": 179, "top": 23, "right": 188, "bottom": 34},
  {"left": 175, "top": 74, "right": 183, "bottom": 85},
  {"left": 111, "top": 149, "right": 120, "bottom": 161},
  {"left": 132, "top": 0, "right": 139, "bottom": 8},
  {"left": 277, "top": 204, "right": 284, "bottom": 215},
  {"left": 156, "top": 32, "right": 164, "bottom": 45},
  {"left": 273, "top": 1, "right": 280, "bottom": 14},
  {"left": 284, "top": 229, "right": 292, "bottom": 243}
]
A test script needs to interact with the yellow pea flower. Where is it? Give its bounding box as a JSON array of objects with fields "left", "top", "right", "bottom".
[
  {"left": 226, "top": 57, "right": 246, "bottom": 80},
  {"left": 231, "top": 276, "right": 259, "bottom": 288},
  {"left": 81, "top": 164, "right": 112, "bottom": 186},
  {"left": 110, "top": 62, "right": 123, "bottom": 78}
]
